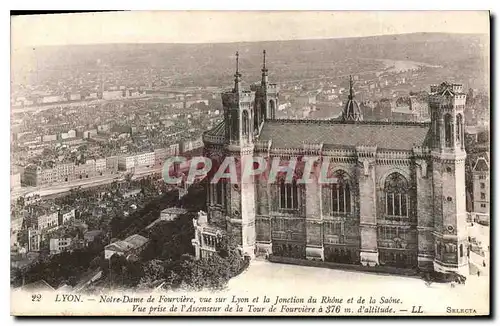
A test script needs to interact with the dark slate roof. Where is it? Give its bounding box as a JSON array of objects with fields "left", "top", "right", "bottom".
[
  {"left": 205, "top": 120, "right": 225, "bottom": 137},
  {"left": 258, "top": 119, "right": 431, "bottom": 150}
]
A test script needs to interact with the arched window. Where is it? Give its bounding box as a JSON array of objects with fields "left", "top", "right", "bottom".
[
  {"left": 444, "top": 113, "right": 453, "bottom": 147},
  {"left": 456, "top": 114, "right": 464, "bottom": 148},
  {"left": 460, "top": 244, "right": 464, "bottom": 257},
  {"left": 242, "top": 110, "right": 249, "bottom": 139},
  {"left": 433, "top": 112, "right": 440, "bottom": 146},
  {"left": 331, "top": 170, "right": 351, "bottom": 214},
  {"left": 384, "top": 173, "right": 409, "bottom": 218},
  {"left": 279, "top": 179, "right": 298, "bottom": 210},
  {"left": 213, "top": 181, "right": 225, "bottom": 206},
  {"left": 231, "top": 111, "right": 239, "bottom": 140},
  {"left": 269, "top": 100, "right": 276, "bottom": 119},
  {"left": 260, "top": 99, "right": 266, "bottom": 122},
  {"left": 254, "top": 102, "right": 260, "bottom": 131}
]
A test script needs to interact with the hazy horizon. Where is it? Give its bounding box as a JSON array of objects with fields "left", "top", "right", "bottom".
[
  {"left": 11, "top": 11, "right": 489, "bottom": 50},
  {"left": 12, "top": 31, "right": 490, "bottom": 50}
]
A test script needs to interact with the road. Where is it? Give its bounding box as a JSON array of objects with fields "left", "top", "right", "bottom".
[
  {"left": 11, "top": 166, "right": 164, "bottom": 201},
  {"left": 225, "top": 260, "right": 489, "bottom": 315},
  {"left": 11, "top": 96, "right": 152, "bottom": 114}
]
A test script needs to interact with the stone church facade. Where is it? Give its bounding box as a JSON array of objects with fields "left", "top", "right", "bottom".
[{"left": 193, "top": 51, "right": 469, "bottom": 275}]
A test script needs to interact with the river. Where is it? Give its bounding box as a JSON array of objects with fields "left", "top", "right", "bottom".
[{"left": 375, "top": 58, "right": 442, "bottom": 73}]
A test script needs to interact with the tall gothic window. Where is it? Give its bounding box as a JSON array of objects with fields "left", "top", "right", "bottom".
[
  {"left": 254, "top": 102, "right": 260, "bottom": 131},
  {"left": 325, "top": 222, "right": 342, "bottom": 236},
  {"left": 231, "top": 111, "right": 239, "bottom": 141},
  {"left": 260, "top": 99, "right": 266, "bottom": 123},
  {"left": 331, "top": 170, "right": 351, "bottom": 214},
  {"left": 279, "top": 179, "right": 298, "bottom": 210},
  {"left": 385, "top": 173, "right": 409, "bottom": 218},
  {"left": 432, "top": 112, "right": 441, "bottom": 146},
  {"left": 269, "top": 100, "right": 275, "bottom": 119},
  {"left": 213, "top": 181, "right": 226, "bottom": 206},
  {"left": 444, "top": 113, "right": 453, "bottom": 147},
  {"left": 456, "top": 113, "right": 464, "bottom": 148},
  {"left": 242, "top": 110, "right": 249, "bottom": 140}
]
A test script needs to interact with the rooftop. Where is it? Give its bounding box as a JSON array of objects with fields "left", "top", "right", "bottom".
[
  {"left": 123, "top": 234, "right": 149, "bottom": 249},
  {"left": 161, "top": 207, "right": 188, "bottom": 215},
  {"left": 258, "top": 119, "right": 431, "bottom": 151}
]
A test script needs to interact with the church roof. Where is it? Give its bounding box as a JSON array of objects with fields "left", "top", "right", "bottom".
[
  {"left": 258, "top": 120, "right": 431, "bottom": 151},
  {"left": 205, "top": 120, "right": 225, "bottom": 137}
]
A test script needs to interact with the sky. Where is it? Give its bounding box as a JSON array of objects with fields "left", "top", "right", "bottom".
[{"left": 11, "top": 11, "right": 489, "bottom": 49}]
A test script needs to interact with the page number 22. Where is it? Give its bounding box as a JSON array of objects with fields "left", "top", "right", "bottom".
[{"left": 31, "top": 294, "right": 42, "bottom": 302}]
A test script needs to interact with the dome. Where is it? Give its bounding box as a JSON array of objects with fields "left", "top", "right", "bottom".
[{"left": 341, "top": 76, "right": 363, "bottom": 122}]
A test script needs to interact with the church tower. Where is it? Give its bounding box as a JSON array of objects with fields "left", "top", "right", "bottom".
[
  {"left": 221, "top": 52, "right": 257, "bottom": 258},
  {"left": 253, "top": 50, "right": 279, "bottom": 133},
  {"left": 429, "top": 82, "right": 468, "bottom": 275},
  {"left": 341, "top": 75, "right": 363, "bottom": 122},
  {"left": 223, "top": 52, "right": 255, "bottom": 146}
]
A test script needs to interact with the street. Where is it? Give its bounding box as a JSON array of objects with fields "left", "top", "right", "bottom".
[{"left": 11, "top": 166, "right": 164, "bottom": 201}]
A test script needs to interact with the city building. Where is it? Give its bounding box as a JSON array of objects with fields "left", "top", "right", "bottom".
[
  {"left": 194, "top": 51, "right": 469, "bottom": 275},
  {"left": 104, "top": 234, "right": 149, "bottom": 260},
  {"left": 23, "top": 159, "right": 112, "bottom": 187},
  {"left": 160, "top": 207, "right": 187, "bottom": 221},
  {"left": 392, "top": 95, "right": 430, "bottom": 122},
  {"left": 192, "top": 211, "right": 222, "bottom": 259},
  {"left": 37, "top": 211, "right": 59, "bottom": 230},
  {"left": 49, "top": 237, "right": 73, "bottom": 255},
  {"left": 118, "top": 152, "right": 155, "bottom": 171},
  {"left": 180, "top": 137, "right": 204, "bottom": 153},
  {"left": 105, "top": 156, "right": 120, "bottom": 172},
  {"left": 472, "top": 155, "right": 490, "bottom": 215},
  {"left": 154, "top": 144, "right": 179, "bottom": 165},
  {"left": 58, "top": 208, "right": 75, "bottom": 225},
  {"left": 28, "top": 229, "right": 41, "bottom": 252},
  {"left": 10, "top": 217, "right": 23, "bottom": 247},
  {"left": 84, "top": 230, "right": 103, "bottom": 244},
  {"left": 11, "top": 168, "right": 21, "bottom": 190}
]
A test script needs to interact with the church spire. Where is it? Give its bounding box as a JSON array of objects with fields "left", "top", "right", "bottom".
[
  {"left": 342, "top": 74, "right": 363, "bottom": 122},
  {"left": 348, "top": 75, "right": 354, "bottom": 100},
  {"left": 261, "top": 50, "right": 268, "bottom": 86},
  {"left": 234, "top": 51, "right": 242, "bottom": 92},
  {"left": 262, "top": 50, "right": 267, "bottom": 71}
]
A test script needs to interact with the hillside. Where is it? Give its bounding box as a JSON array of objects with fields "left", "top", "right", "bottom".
[{"left": 12, "top": 32, "right": 489, "bottom": 90}]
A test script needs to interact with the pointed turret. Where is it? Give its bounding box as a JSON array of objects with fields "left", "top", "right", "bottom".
[
  {"left": 348, "top": 75, "right": 354, "bottom": 100},
  {"left": 261, "top": 50, "right": 268, "bottom": 86},
  {"left": 342, "top": 75, "right": 363, "bottom": 122},
  {"left": 233, "top": 51, "right": 242, "bottom": 93}
]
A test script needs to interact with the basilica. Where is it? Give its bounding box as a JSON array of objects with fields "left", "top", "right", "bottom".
[{"left": 192, "top": 51, "right": 468, "bottom": 275}]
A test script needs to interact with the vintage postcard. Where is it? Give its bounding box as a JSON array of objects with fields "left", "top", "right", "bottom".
[{"left": 10, "top": 11, "right": 490, "bottom": 316}]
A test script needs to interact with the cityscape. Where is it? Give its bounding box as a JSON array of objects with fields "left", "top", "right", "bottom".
[{"left": 10, "top": 11, "right": 490, "bottom": 316}]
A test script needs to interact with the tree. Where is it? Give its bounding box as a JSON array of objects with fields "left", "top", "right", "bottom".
[{"left": 140, "top": 259, "right": 165, "bottom": 284}]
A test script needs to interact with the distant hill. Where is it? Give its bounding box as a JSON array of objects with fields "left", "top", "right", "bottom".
[{"left": 12, "top": 32, "right": 489, "bottom": 89}]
